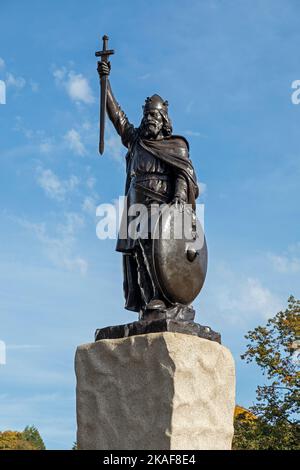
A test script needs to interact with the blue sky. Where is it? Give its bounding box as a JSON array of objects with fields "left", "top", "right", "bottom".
[{"left": 0, "top": 0, "right": 299, "bottom": 449}]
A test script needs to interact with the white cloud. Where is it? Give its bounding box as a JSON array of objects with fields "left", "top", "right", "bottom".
[
  {"left": 213, "top": 264, "right": 283, "bottom": 324},
  {"left": 197, "top": 181, "right": 207, "bottom": 196},
  {"left": 267, "top": 244, "right": 300, "bottom": 273},
  {"left": 36, "top": 168, "right": 79, "bottom": 201},
  {"left": 0, "top": 79, "right": 5, "bottom": 105},
  {"left": 16, "top": 213, "right": 88, "bottom": 275},
  {"left": 30, "top": 80, "right": 39, "bottom": 92},
  {"left": 226, "top": 276, "right": 281, "bottom": 319},
  {"left": 184, "top": 130, "right": 207, "bottom": 138},
  {"left": 185, "top": 101, "right": 194, "bottom": 114},
  {"left": 12, "top": 116, "right": 97, "bottom": 159},
  {"left": 106, "top": 124, "right": 125, "bottom": 164},
  {"left": 64, "top": 129, "right": 86, "bottom": 156},
  {"left": 62, "top": 256, "right": 88, "bottom": 274},
  {"left": 67, "top": 72, "right": 94, "bottom": 104},
  {"left": 12, "top": 118, "right": 58, "bottom": 156},
  {"left": 86, "top": 177, "right": 96, "bottom": 189},
  {"left": 13, "top": 116, "right": 34, "bottom": 138},
  {"left": 53, "top": 67, "right": 66, "bottom": 82},
  {"left": 7, "top": 344, "right": 42, "bottom": 350},
  {"left": 0, "top": 60, "right": 38, "bottom": 96},
  {"left": 39, "top": 140, "right": 53, "bottom": 154},
  {"left": 6, "top": 72, "right": 26, "bottom": 89},
  {"left": 82, "top": 120, "right": 92, "bottom": 130},
  {"left": 53, "top": 67, "right": 94, "bottom": 104},
  {"left": 82, "top": 196, "right": 97, "bottom": 216},
  {"left": 246, "top": 278, "right": 279, "bottom": 314},
  {"left": 268, "top": 254, "right": 300, "bottom": 273},
  {"left": 138, "top": 73, "right": 150, "bottom": 80},
  {"left": 56, "top": 212, "right": 85, "bottom": 237}
]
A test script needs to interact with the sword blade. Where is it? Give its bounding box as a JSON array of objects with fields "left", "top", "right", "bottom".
[{"left": 99, "top": 74, "right": 108, "bottom": 155}]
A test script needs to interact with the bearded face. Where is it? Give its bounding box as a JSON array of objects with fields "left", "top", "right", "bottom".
[{"left": 140, "top": 109, "right": 164, "bottom": 139}]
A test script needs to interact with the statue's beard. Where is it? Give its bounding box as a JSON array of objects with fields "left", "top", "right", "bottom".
[{"left": 140, "top": 121, "right": 162, "bottom": 139}]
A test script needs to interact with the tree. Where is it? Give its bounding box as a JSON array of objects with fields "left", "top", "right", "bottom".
[
  {"left": 233, "top": 295, "right": 300, "bottom": 450},
  {"left": 0, "top": 426, "right": 45, "bottom": 450},
  {"left": 0, "top": 431, "right": 35, "bottom": 450},
  {"left": 22, "top": 425, "right": 45, "bottom": 450}
]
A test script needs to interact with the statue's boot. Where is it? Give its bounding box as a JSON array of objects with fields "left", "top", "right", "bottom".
[{"left": 145, "top": 298, "right": 166, "bottom": 311}]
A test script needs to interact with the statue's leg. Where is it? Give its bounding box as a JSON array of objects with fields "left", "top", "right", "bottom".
[
  {"left": 134, "top": 244, "right": 153, "bottom": 308},
  {"left": 137, "top": 238, "right": 167, "bottom": 313}
]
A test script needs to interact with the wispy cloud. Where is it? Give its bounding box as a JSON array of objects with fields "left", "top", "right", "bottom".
[
  {"left": 36, "top": 167, "right": 79, "bottom": 201},
  {"left": 185, "top": 101, "right": 194, "bottom": 114},
  {"left": 15, "top": 213, "right": 88, "bottom": 275},
  {"left": 53, "top": 67, "right": 94, "bottom": 104},
  {"left": 0, "top": 61, "right": 38, "bottom": 97},
  {"left": 0, "top": 80, "right": 5, "bottom": 105},
  {"left": 6, "top": 344, "right": 42, "bottom": 350},
  {"left": 81, "top": 196, "right": 97, "bottom": 216},
  {"left": 6, "top": 72, "right": 26, "bottom": 90},
  {"left": 106, "top": 123, "right": 125, "bottom": 164},
  {"left": 86, "top": 176, "right": 96, "bottom": 189},
  {"left": 29, "top": 80, "right": 39, "bottom": 93},
  {"left": 197, "top": 181, "right": 207, "bottom": 196},
  {"left": 64, "top": 129, "right": 86, "bottom": 156},
  {"left": 13, "top": 117, "right": 56, "bottom": 153},
  {"left": 267, "top": 243, "right": 300, "bottom": 273},
  {"left": 12, "top": 116, "right": 91, "bottom": 158},
  {"left": 212, "top": 263, "right": 283, "bottom": 325},
  {"left": 39, "top": 139, "right": 54, "bottom": 154},
  {"left": 138, "top": 73, "right": 150, "bottom": 80},
  {"left": 184, "top": 130, "right": 207, "bottom": 138}
]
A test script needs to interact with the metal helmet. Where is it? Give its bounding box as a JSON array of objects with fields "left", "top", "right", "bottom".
[{"left": 143, "top": 94, "right": 169, "bottom": 114}]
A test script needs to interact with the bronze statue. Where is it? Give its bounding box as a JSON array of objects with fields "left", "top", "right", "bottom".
[{"left": 96, "top": 36, "right": 208, "bottom": 328}]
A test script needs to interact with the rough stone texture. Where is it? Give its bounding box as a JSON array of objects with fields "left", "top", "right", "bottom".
[
  {"left": 95, "top": 319, "right": 221, "bottom": 343},
  {"left": 75, "top": 332, "right": 235, "bottom": 450}
]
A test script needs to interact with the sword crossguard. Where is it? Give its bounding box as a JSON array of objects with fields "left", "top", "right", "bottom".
[{"left": 95, "top": 35, "right": 114, "bottom": 63}]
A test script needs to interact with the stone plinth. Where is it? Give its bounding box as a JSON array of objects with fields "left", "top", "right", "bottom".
[
  {"left": 75, "top": 332, "right": 235, "bottom": 450},
  {"left": 95, "top": 319, "right": 221, "bottom": 343}
]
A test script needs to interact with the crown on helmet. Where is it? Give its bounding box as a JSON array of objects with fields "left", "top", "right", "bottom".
[{"left": 143, "top": 94, "right": 169, "bottom": 113}]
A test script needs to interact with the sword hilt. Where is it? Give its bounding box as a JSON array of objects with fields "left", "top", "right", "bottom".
[
  {"left": 103, "top": 35, "right": 108, "bottom": 51},
  {"left": 95, "top": 34, "right": 114, "bottom": 63}
]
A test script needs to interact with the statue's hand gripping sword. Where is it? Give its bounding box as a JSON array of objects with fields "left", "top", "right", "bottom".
[{"left": 95, "top": 35, "right": 114, "bottom": 155}]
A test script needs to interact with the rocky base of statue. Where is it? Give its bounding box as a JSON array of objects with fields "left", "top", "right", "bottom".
[
  {"left": 95, "top": 305, "right": 221, "bottom": 343},
  {"left": 95, "top": 318, "right": 221, "bottom": 343},
  {"left": 76, "top": 332, "right": 235, "bottom": 450}
]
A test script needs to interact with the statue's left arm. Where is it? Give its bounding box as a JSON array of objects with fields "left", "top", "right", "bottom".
[
  {"left": 174, "top": 174, "right": 188, "bottom": 202},
  {"left": 172, "top": 137, "right": 198, "bottom": 204}
]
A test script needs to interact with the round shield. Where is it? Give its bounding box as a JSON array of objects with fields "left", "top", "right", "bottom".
[{"left": 152, "top": 203, "right": 207, "bottom": 305}]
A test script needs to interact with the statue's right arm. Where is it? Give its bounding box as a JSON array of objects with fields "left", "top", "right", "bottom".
[{"left": 106, "top": 80, "right": 136, "bottom": 148}]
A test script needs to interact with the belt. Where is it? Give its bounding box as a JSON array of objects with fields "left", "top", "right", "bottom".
[
  {"left": 134, "top": 183, "right": 169, "bottom": 203},
  {"left": 130, "top": 173, "right": 170, "bottom": 183}
]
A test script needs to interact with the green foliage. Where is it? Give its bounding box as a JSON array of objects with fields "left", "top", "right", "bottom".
[
  {"left": 22, "top": 425, "right": 46, "bottom": 450},
  {"left": 233, "top": 410, "right": 299, "bottom": 450},
  {"left": 0, "top": 425, "right": 46, "bottom": 450},
  {"left": 233, "top": 296, "right": 300, "bottom": 450}
]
